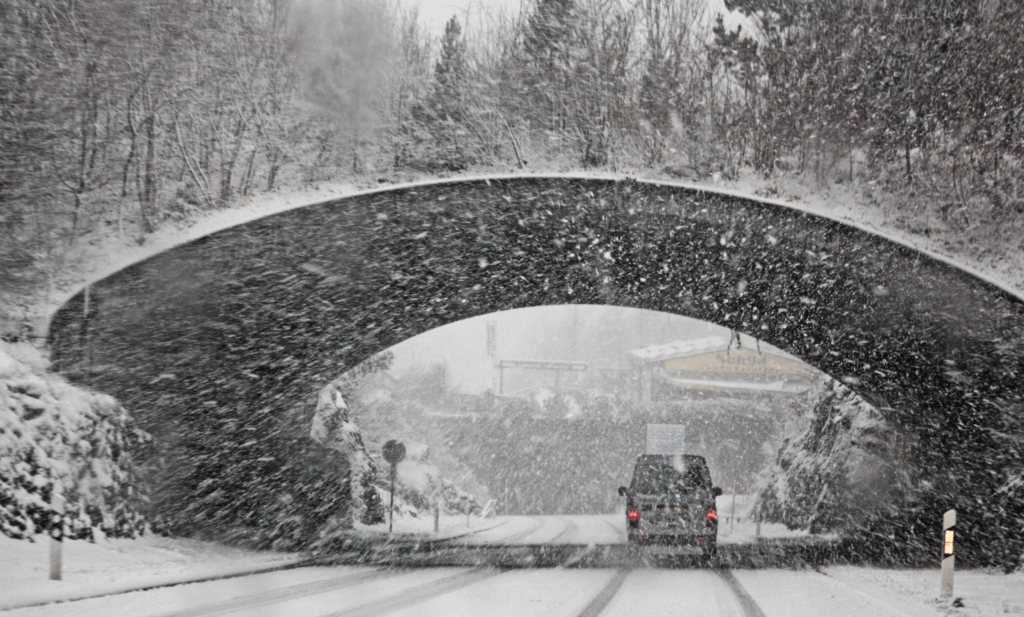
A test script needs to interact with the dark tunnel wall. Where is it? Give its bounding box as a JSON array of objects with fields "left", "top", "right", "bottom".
[{"left": 47, "top": 176, "right": 1024, "bottom": 558}]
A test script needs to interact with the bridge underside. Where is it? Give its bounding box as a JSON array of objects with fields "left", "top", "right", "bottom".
[{"left": 48, "top": 177, "right": 1024, "bottom": 556}]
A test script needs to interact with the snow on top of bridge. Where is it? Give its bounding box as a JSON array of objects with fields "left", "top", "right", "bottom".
[{"left": 40, "top": 171, "right": 1024, "bottom": 337}]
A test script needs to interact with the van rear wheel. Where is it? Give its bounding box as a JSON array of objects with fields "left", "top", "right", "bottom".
[
  {"left": 626, "top": 532, "right": 642, "bottom": 558},
  {"left": 701, "top": 539, "right": 718, "bottom": 567}
]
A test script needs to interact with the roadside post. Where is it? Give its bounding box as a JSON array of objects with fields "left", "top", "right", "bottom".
[
  {"left": 730, "top": 482, "right": 737, "bottom": 533},
  {"left": 382, "top": 440, "right": 406, "bottom": 534},
  {"left": 49, "top": 483, "right": 64, "bottom": 581},
  {"left": 941, "top": 509, "right": 956, "bottom": 597}
]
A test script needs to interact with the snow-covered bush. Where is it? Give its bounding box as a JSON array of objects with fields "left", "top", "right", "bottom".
[
  {"left": 0, "top": 342, "right": 148, "bottom": 541},
  {"left": 387, "top": 442, "right": 481, "bottom": 518}
]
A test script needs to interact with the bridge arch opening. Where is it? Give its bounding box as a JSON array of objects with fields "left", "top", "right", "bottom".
[
  {"left": 331, "top": 306, "right": 801, "bottom": 513},
  {"left": 47, "top": 176, "right": 1024, "bottom": 564}
]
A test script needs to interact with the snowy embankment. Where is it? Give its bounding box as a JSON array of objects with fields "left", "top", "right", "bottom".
[
  {"left": 821, "top": 566, "right": 1024, "bottom": 617},
  {"left": 0, "top": 533, "right": 304, "bottom": 610},
  {"left": 1, "top": 341, "right": 147, "bottom": 541}
]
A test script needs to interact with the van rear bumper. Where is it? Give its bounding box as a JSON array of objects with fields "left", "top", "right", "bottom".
[{"left": 627, "top": 528, "right": 715, "bottom": 544}]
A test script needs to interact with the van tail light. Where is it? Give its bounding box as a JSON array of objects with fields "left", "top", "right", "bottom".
[
  {"left": 628, "top": 509, "right": 640, "bottom": 520},
  {"left": 706, "top": 508, "right": 717, "bottom": 520}
]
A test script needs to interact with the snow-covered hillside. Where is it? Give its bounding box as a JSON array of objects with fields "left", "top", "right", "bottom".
[{"left": 0, "top": 342, "right": 148, "bottom": 541}]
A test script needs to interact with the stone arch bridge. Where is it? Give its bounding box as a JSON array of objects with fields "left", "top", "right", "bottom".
[{"left": 47, "top": 176, "right": 1024, "bottom": 559}]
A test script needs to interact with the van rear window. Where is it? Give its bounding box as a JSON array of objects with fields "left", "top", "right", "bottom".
[{"left": 631, "top": 462, "right": 709, "bottom": 494}]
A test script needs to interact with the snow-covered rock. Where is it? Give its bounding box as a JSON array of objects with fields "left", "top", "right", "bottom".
[
  {"left": 757, "top": 377, "right": 913, "bottom": 534},
  {"left": 310, "top": 379, "right": 385, "bottom": 527},
  {"left": 0, "top": 342, "right": 148, "bottom": 541}
]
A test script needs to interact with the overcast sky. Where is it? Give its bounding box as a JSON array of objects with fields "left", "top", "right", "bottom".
[{"left": 389, "top": 305, "right": 732, "bottom": 393}]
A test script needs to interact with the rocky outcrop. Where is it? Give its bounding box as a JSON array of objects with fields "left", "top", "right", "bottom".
[
  {"left": 758, "top": 377, "right": 913, "bottom": 534},
  {"left": 1, "top": 342, "right": 148, "bottom": 540}
]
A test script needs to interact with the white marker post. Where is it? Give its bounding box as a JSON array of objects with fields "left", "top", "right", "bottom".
[
  {"left": 49, "top": 486, "right": 65, "bottom": 581},
  {"left": 941, "top": 509, "right": 956, "bottom": 598},
  {"left": 730, "top": 482, "right": 737, "bottom": 533}
]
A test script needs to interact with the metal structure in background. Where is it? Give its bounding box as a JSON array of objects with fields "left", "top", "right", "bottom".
[
  {"left": 487, "top": 321, "right": 497, "bottom": 394},
  {"left": 497, "top": 359, "right": 588, "bottom": 394},
  {"left": 382, "top": 440, "right": 406, "bottom": 534}
]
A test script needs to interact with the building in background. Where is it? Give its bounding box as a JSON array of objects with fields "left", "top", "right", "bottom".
[{"left": 628, "top": 336, "right": 819, "bottom": 403}]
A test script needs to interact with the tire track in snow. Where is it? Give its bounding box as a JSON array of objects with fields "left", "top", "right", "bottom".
[
  {"left": 549, "top": 518, "right": 579, "bottom": 544},
  {"left": 157, "top": 568, "right": 404, "bottom": 617},
  {"left": 574, "top": 569, "right": 630, "bottom": 617},
  {"left": 716, "top": 569, "right": 768, "bottom": 617},
  {"left": 599, "top": 517, "right": 625, "bottom": 543},
  {"left": 319, "top": 568, "right": 502, "bottom": 617},
  {"left": 488, "top": 516, "right": 548, "bottom": 544}
]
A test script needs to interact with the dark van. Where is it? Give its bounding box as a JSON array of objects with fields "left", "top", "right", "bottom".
[{"left": 618, "top": 454, "right": 722, "bottom": 561}]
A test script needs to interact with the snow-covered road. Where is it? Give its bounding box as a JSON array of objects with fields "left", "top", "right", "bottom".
[
  {"left": 2, "top": 563, "right": 965, "bottom": 617},
  {"left": 454, "top": 514, "right": 622, "bottom": 545},
  {"left": 3, "top": 516, "right": 1021, "bottom": 616}
]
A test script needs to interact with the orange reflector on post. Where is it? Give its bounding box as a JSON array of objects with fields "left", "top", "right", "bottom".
[{"left": 944, "top": 530, "right": 954, "bottom": 556}]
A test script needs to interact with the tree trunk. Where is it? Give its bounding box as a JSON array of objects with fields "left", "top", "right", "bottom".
[
  {"left": 904, "top": 139, "right": 912, "bottom": 181},
  {"left": 141, "top": 114, "right": 156, "bottom": 233},
  {"left": 266, "top": 148, "right": 280, "bottom": 191}
]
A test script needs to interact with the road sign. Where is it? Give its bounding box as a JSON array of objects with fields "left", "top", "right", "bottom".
[
  {"left": 646, "top": 424, "right": 687, "bottom": 454},
  {"left": 499, "top": 359, "right": 588, "bottom": 371},
  {"left": 382, "top": 440, "right": 406, "bottom": 465},
  {"left": 383, "top": 440, "right": 405, "bottom": 534}
]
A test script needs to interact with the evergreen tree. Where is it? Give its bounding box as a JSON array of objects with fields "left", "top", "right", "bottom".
[
  {"left": 433, "top": 17, "right": 467, "bottom": 123},
  {"left": 523, "top": 0, "right": 577, "bottom": 72},
  {"left": 413, "top": 16, "right": 472, "bottom": 171}
]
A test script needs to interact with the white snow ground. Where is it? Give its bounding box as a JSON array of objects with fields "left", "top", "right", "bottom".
[
  {"left": 0, "top": 533, "right": 304, "bottom": 609},
  {"left": 5, "top": 560, "right": 1022, "bottom": 616},
  {"left": 5, "top": 515, "right": 1021, "bottom": 616},
  {"left": 354, "top": 512, "right": 505, "bottom": 540}
]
